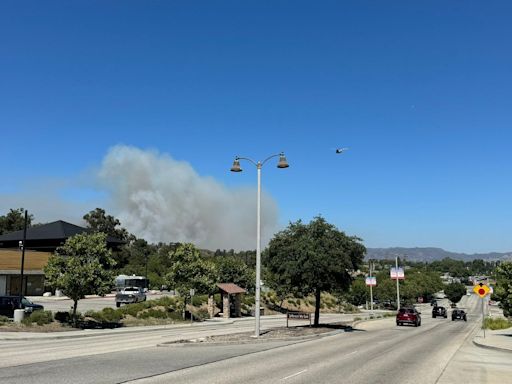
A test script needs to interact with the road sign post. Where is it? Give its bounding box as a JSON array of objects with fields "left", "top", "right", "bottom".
[{"left": 473, "top": 283, "right": 490, "bottom": 338}]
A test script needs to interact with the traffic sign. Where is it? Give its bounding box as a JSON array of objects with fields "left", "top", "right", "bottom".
[{"left": 473, "top": 283, "right": 490, "bottom": 298}]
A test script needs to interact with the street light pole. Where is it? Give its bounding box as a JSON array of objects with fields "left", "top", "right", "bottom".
[
  {"left": 19, "top": 210, "right": 28, "bottom": 308},
  {"left": 369, "top": 260, "right": 374, "bottom": 316},
  {"left": 395, "top": 256, "right": 401, "bottom": 311},
  {"left": 231, "top": 152, "right": 289, "bottom": 337},
  {"left": 255, "top": 163, "right": 262, "bottom": 337}
]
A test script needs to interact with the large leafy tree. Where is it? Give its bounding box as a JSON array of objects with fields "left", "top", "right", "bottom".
[
  {"left": 444, "top": 282, "right": 467, "bottom": 304},
  {"left": 166, "top": 243, "right": 217, "bottom": 298},
  {"left": 83, "top": 208, "right": 130, "bottom": 241},
  {"left": 83, "top": 208, "right": 135, "bottom": 269},
  {"left": 495, "top": 262, "right": 512, "bottom": 318},
  {"left": 44, "top": 232, "right": 116, "bottom": 322},
  {"left": 0, "top": 208, "right": 33, "bottom": 235},
  {"left": 213, "top": 255, "right": 255, "bottom": 292},
  {"left": 264, "top": 216, "right": 366, "bottom": 325}
]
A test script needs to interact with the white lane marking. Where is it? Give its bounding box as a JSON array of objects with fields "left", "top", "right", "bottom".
[
  {"left": 281, "top": 369, "right": 308, "bottom": 380},
  {"left": 341, "top": 350, "right": 358, "bottom": 358}
]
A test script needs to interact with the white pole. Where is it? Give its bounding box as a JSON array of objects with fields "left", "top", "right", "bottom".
[
  {"left": 482, "top": 297, "right": 486, "bottom": 338},
  {"left": 255, "top": 163, "right": 262, "bottom": 337},
  {"left": 396, "top": 256, "right": 400, "bottom": 311},
  {"left": 369, "top": 260, "right": 374, "bottom": 316}
]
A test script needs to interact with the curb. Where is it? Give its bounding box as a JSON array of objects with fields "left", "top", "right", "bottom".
[
  {"left": 472, "top": 338, "right": 512, "bottom": 354},
  {"left": 0, "top": 322, "right": 212, "bottom": 341}
]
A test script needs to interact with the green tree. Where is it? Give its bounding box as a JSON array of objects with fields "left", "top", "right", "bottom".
[
  {"left": 213, "top": 255, "right": 255, "bottom": 292},
  {"left": 44, "top": 232, "right": 116, "bottom": 322},
  {"left": 264, "top": 216, "right": 366, "bottom": 326},
  {"left": 495, "top": 262, "right": 512, "bottom": 318},
  {"left": 83, "top": 208, "right": 130, "bottom": 241},
  {"left": 347, "top": 278, "right": 369, "bottom": 306},
  {"left": 0, "top": 208, "right": 33, "bottom": 235},
  {"left": 165, "top": 243, "right": 217, "bottom": 298},
  {"left": 444, "top": 282, "right": 467, "bottom": 304}
]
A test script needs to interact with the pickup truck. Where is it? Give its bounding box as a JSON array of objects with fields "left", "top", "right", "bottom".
[{"left": 115, "top": 287, "right": 146, "bottom": 307}]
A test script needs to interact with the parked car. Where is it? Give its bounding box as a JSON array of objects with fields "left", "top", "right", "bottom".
[
  {"left": 396, "top": 307, "right": 421, "bottom": 327},
  {"left": 0, "top": 296, "right": 44, "bottom": 318},
  {"left": 115, "top": 286, "right": 146, "bottom": 307},
  {"left": 432, "top": 306, "right": 447, "bottom": 318},
  {"left": 430, "top": 299, "right": 438, "bottom": 306},
  {"left": 452, "top": 309, "right": 467, "bottom": 321}
]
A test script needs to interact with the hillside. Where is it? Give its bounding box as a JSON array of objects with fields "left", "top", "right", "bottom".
[{"left": 366, "top": 247, "right": 512, "bottom": 262}]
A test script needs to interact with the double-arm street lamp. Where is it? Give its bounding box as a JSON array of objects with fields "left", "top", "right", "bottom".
[{"left": 230, "top": 152, "right": 289, "bottom": 337}]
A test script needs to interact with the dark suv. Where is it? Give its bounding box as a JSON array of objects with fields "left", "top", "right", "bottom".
[
  {"left": 452, "top": 309, "right": 467, "bottom": 321},
  {"left": 432, "top": 306, "right": 447, "bottom": 318},
  {"left": 396, "top": 307, "right": 421, "bottom": 327},
  {"left": 0, "top": 296, "right": 44, "bottom": 318}
]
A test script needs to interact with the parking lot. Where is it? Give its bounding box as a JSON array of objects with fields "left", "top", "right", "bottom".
[{"left": 27, "top": 292, "right": 173, "bottom": 313}]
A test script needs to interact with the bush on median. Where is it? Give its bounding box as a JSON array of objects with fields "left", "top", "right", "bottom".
[{"left": 22, "top": 310, "right": 54, "bottom": 326}]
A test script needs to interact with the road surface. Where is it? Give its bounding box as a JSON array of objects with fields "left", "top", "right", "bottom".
[{"left": 1, "top": 296, "right": 510, "bottom": 384}]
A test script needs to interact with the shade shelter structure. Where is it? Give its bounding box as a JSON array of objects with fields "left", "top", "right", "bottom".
[{"left": 215, "top": 283, "right": 246, "bottom": 319}]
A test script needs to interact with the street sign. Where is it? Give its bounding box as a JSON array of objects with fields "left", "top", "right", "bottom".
[
  {"left": 390, "top": 267, "right": 405, "bottom": 280},
  {"left": 365, "top": 276, "right": 377, "bottom": 286},
  {"left": 473, "top": 283, "right": 490, "bottom": 298}
]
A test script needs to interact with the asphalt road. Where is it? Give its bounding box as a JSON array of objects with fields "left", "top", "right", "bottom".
[{"left": 1, "top": 296, "right": 510, "bottom": 384}]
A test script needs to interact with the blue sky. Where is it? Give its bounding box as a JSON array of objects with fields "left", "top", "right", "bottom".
[{"left": 1, "top": 1, "right": 511, "bottom": 253}]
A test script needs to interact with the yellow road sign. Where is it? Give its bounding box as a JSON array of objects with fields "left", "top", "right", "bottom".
[{"left": 473, "top": 283, "right": 490, "bottom": 298}]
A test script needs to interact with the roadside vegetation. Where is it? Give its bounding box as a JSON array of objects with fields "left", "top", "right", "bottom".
[
  {"left": 494, "top": 262, "right": 512, "bottom": 318},
  {"left": 4, "top": 207, "right": 509, "bottom": 332},
  {"left": 484, "top": 317, "right": 512, "bottom": 330}
]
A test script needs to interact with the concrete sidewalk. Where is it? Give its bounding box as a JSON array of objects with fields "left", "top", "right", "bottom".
[{"left": 473, "top": 327, "right": 512, "bottom": 354}]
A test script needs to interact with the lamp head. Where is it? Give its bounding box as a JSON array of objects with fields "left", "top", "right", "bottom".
[
  {"left": 230, "top": 158, "right": 242, "bottom": 172},
  {"left": 277, "top": 153, "right": 289, "bottom": 169}
]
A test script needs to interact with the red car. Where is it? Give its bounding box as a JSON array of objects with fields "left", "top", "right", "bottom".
[{"left": 396, "top": 307, "right": 421, "bottom": 327}]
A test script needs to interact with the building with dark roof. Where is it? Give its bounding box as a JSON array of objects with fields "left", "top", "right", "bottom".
[
  {"left": 0, "top": 220, "right": 125, "bottom": 296},
  {"left": 0, "top": 220, "right": 125, "bottom": 251}
]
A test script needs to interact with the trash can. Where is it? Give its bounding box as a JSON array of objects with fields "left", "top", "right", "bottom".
[{"left": 13, "top": 309, "right": 25, "bottom": 323}]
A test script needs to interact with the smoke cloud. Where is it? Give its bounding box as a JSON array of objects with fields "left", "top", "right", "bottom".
[{"left": 97, "top": 145, "right": 279, "bottom": 250}]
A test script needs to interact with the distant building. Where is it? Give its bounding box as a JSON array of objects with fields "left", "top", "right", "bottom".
[{"left": 0, "top": 220, "right": 124, "bottom": 296}]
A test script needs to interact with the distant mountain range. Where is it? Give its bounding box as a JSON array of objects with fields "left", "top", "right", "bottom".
[{"left": 366, "top": 247, "right": 512, "bottom": 262}]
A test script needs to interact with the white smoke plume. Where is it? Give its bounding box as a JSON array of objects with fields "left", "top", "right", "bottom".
[{"left": 98, "top": 145, "right": 279, "bottom": 250}]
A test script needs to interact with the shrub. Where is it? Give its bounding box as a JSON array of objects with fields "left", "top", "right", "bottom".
[
  {"left": 192, "top": 308, "right": 210, "bottom": 321},
  {"left": 22, "top": 310, "right": 53, "bottom": 326},
  {"left": 0, "top": 315, "right": 9, "bottom": 323},
  {"left": 138, "top": 308, "right": 168, "bottom": 319},
  {"left": 484, "top": 317, "right": 512, "bottom": 330},
  {"left": 243, "top": 295, "right": 255, "bottom": 306},
  {"left": 101, "top": 307, "right": 123, "bottom": 323},
  {"left": 55, "top": 311, "right": 71, "bottom": 324},
  {"left": 191, "top": 295, "right": 208, "bottom": 306}
]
